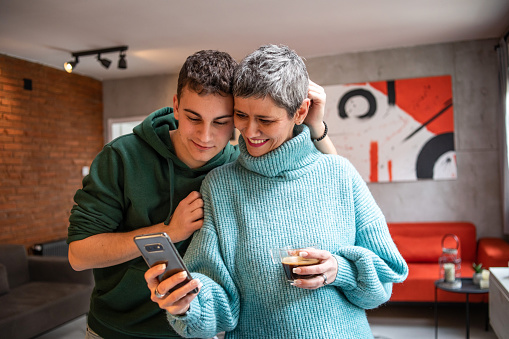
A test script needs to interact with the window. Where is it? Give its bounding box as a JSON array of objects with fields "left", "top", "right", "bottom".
[{"left": 106, "top": 116, "right": 145, "bottom": 143}]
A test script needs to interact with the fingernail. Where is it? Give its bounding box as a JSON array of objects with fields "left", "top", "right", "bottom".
[
  {"left": 179, "top": 271, "right": 187, "bottom": 278},
  {"left": 159, "top": 264, "right": 167, "bottom": 270},
  {"left": 293, "top": 268, "right": 301, "bottom": 274},
  {"left": 196, "top": 279, "right": 203, "bottom": 288},
  {"left": 299, "top": 251, "right": 308, "bottom": 257},
  {"left": 293, "top": 280, "right": 301, "bottom": 286}
]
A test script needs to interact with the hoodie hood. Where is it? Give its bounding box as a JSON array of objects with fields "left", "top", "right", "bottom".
[{"left": 133, "top": 107, "right": 177, "bottom": 159}]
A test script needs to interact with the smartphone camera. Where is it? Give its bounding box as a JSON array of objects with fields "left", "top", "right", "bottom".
[{"left": 144, "top": 243, "right": 164, "bottom": 252}]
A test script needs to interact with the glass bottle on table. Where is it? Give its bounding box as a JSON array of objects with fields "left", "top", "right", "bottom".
[{"left": 438, "top": 234, "right": 462, "bottom": 289}]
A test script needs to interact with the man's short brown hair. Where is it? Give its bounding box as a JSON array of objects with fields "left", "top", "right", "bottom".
[{"left": 177, "top": 50, "right": 237, "bottom": 102}]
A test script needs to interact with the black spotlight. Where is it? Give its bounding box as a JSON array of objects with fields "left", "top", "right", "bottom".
[
  {"left": 118, "top": 52, "right": 127, "bottom": 69},
  {"left": 97, "top": 54, "right": 111, "bottom": 69},
  {"left": 64, "top": 57, "right": 79, "bottom": 73}
]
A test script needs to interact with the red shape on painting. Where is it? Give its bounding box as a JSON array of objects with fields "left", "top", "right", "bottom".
[
  {"left": 388, "top": 160, "right": 393, "bottom": 182},
  {"left": 369, "top": 75, "right": 453, "bottom": 136},
  {"left": 370, "top": 141, "right": 378, "bottom": 183}
]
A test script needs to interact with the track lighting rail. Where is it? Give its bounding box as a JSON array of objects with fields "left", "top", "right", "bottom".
[
  {"left": 64, "top": 45, "right": 128, "bottom": 73},
  {"left": 71, "top": 45, "right": 128, "bottom": 58}
]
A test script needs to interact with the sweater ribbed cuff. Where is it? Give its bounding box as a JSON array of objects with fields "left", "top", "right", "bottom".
[
  {"left": 167, "top": 297, "right": 201, "bottom": 335},
  {"left": 330, "top": 254, "right": 358, "bottom": 290}
]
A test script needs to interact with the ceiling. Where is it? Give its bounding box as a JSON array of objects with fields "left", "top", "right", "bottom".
[{"left": 1, "top": 0, "right": 509, "bottom": 81}]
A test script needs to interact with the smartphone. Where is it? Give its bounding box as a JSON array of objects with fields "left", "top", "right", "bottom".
[{"left": 134, "top": 232, "right": 198, "bottom": 294}]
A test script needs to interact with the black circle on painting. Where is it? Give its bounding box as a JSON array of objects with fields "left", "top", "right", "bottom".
[
  {"left": 416, "top": 132, "right": 455, "bottom": 179},
  {"left": 338, "top": 89, "right": 377, "bottom": 119}
]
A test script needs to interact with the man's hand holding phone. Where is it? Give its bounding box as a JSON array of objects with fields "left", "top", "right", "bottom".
[{"left": 144, "top": 264, "right": 202, "bottom": 315}]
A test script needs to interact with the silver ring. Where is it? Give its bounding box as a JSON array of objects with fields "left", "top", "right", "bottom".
[
  {"left": 321, "top": 273, "right": 328, "bottom": 286},
  {"left": 154, "top": 286, "right": 167, "bottom": 298}
]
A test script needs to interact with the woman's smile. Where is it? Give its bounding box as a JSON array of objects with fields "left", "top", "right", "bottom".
[{"left": 247, "top": 138, "right": 269, "bottom": 147}]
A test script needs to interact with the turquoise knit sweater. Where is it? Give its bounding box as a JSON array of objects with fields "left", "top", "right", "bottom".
[{"left": 168, "top": 125, "right": 408, "bottom": 339}]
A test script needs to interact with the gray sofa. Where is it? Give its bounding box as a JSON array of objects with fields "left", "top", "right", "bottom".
[{"left": 0, "top": 244, "right": 93, "bottom": 339}]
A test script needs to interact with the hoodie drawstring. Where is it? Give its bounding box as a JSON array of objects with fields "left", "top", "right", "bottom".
[{"left": 164, "top": 159, "right": 175, "bottom": 225}]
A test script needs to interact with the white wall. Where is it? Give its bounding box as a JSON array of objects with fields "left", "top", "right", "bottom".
[{"left": 101, "top": 39, "right": 503, "bottom": 238}]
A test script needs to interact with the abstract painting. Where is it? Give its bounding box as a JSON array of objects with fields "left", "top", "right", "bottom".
[{"left": 323, "top": 75, "right": 456, "bottom": 182}]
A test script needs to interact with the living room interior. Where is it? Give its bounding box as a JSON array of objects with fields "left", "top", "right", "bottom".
[{"left": 1, "top": 1, "right": 509, "bottom": 338}]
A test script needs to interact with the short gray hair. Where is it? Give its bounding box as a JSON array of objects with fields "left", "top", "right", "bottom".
[{"left": 233, "top": 44, "right": 309, "bottom": 117}]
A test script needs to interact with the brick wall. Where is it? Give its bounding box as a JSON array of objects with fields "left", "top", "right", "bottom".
[{"left": 0, "top": 54, "right": 103, "bottom": 247}]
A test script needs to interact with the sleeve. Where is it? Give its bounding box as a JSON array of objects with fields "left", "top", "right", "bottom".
[
  {"left": 67, "top": 145, "right": 126, "bottom": 243},
  {"left": 167, "top": 178, "right": 240, "bottom": 338},
  {"left": 328, "top": 162, "right": 409, "bottom": 309}
]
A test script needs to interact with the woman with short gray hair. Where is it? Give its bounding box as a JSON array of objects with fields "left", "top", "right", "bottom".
[{"left": 145, "top": 44, "right": 408, "bottom": 339}]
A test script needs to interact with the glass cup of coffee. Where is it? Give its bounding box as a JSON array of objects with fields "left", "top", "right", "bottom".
[{"left": 271, "top": 244, "right": 320, "bottom": 283}]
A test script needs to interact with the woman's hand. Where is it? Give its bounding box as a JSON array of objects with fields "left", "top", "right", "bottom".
[
  {"left": 145, "top": 264, "right": 202, "bottom": 315},
  {"left": 291, "top": 248, "right": 338, "bottom": 290},
  {"left": 303, "top": 80, "right": 327, "bottom": 140}
]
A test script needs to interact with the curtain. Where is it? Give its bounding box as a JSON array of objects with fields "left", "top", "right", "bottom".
[{"left": 497, "top": 34, "right": 509, "bottom": 235}]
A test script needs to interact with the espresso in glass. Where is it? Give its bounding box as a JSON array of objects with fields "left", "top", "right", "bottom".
[{"left": 281, "top": 256, "right": 320, "bottom": 281}]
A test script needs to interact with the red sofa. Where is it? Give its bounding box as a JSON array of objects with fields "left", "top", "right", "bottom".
[{"left": 387, "top": 222, "right": 509, "bottom": 303}]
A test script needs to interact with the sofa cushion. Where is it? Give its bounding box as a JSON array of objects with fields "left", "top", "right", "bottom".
[
  {"left": 0, "top": 281, "right": 93, "bottom": 339},
  {"left": 392, "top": 235, "right": 443, "bottom": 263},
  {"left": 0, "top": 245, "right": 29, "bottom": 289},
  {"left": 388, "top": 222, "right": 477, "bottom": 263},
  {"left": 0, "top": 264, "right": 9, "bottom": 296},
  {"left": 390, "top": 262, "right": 483, "bottom": 302},
  {"left": 477, "top": 238, "right": 509, "bottom": 268}
]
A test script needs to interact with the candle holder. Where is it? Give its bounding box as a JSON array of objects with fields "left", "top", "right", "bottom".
[{"left": 438, "top": 234, "right": 462, "bottom": 289}]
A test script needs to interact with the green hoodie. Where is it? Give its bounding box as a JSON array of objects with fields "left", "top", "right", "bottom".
[{"left": 68, "top": 107, "right": 239, "bottom": 339}]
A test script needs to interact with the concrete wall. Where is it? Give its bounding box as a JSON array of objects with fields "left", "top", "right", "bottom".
[
  {"left": 101, "top": 39, "right": 503, "bottom": 238},
  {"left": 306, "top": 39, "right": 501, "bottom": 238},
  {"left": 102, "top": 73, "right": 178, "bottom": 141}
]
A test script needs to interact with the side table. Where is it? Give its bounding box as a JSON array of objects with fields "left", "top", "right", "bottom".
[{"left": 434, "top": 278, "right": 489, "bottom": 339}]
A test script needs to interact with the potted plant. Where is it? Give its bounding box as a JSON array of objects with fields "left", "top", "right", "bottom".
[{"left": 472, "top": 263, "right": 483, "bottom": 285}]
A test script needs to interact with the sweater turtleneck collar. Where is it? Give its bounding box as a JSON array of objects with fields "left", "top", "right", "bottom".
[{"left": 237, "top": 124, "right": 320, "bottom": 179}]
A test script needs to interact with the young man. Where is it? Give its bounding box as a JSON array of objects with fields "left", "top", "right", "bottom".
[{"left": 68, "top": 49, "right": 334, "bottom": 339}]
